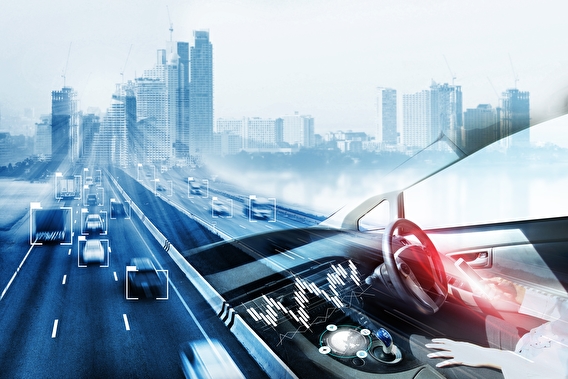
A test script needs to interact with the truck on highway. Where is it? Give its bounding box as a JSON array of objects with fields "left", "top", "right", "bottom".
[
  {"left": 58, "top": 176, "right": 81, "bottom": 199},
  {"left": 32, "top": 208, "right": 70, "bottom": 243}
]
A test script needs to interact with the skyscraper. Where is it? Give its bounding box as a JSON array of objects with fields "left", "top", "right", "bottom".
[
  {"left": 375, "top": 87, "right": 398, "bottom": 146},
  {"left": 168, "top": 41, "right": 190, "bottom": 159},
  {"left": 51, "top": 87, "right": 77, "bottom": 166},
  {"left": 402, "top": 90, "right": 431, "bottom": 149},
  {"left": 429, "top": 81, "right": 462, "bottom": 145},
  {"left": 500, "top": 88, "right": 530, "bottom": 148},
  {"left": 189, "top": 30, "right": 213, "bottom": 159},
  {"left": 402, "top": 82, "right": 462, "bottom": 151}
]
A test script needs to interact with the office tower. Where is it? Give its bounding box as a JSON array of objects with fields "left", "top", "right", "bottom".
[
  {"left": 402, "top": 90, "right": 431, "bottom": 149},
  {"left": 500, "top": 88, "right": 530, "bottom": 148},
  {"left": 190, "top": 30, "right": 213, "bottom": 158},
  {"left": 281, "top": 112, "right": 315, "bottom": 148},
  {"left": 51, "top": 87, "right": 77, "bottom": 166},
  {"left": 95, "top": 97, "right": 128, "bottom": 167},
  {"left": 375, "top": 87, "right": 398, "bottom": 145},
  {"left": 402, "top": 82, "right": 462, "bottom": 151},
  {"left": 81, "top": 113, "right": 100, "bottom": 161},
  {"left": 113, "top": 83, "right": 136, "bottom": 165},
  {"left": 168, "top": 41, "right": 190, "bottom": 159},
  {"left": 430, "top": 81, "right": 463, "bottom": 145},
  {"left": 245, "top": 117, "right": 283, "bottom": 149},
  {"left": 34, "top": 116, "right": 52, "bottom": 160},
  {"left": 135, "top": 76, "right": 170, "bottom": 164},
  {"left": 463, "top": 104, "right": 500, "bottom": 153}
]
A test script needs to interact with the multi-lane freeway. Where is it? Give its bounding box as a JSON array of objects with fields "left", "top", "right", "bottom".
[{"left": 0, "top": 165, "right": 286, "bottom": 378}]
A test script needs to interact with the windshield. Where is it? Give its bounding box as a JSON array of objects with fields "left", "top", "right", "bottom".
[{"left": 405, "top": 114, "right": 568, "bottom": 228}]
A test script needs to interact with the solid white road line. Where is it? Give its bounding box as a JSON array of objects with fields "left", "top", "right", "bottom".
[
  {"left": 123, "top": 314, "right": 130, "bottom": 331},
  {"left": 62, "top": 275, "right": 67, "bottom": 285},
  {"left": 1, "top": 244, "right": 36, "bottom": 301},
  {"left": 52, "top": 319, "right": 59, "bottom": 338}
]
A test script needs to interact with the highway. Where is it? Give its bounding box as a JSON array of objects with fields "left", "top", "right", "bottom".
[{"left": 0, "top": 170, "right": 271, "bottom": 378}]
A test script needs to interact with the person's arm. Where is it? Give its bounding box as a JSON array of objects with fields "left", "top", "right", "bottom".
[{"left": 426, "top": 338, "right": 562, "bottom": 378}]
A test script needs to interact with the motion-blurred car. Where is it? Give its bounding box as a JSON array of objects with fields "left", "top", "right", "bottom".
[
  {"left": 179, "top": 339, "right": 245, "bottom": 379},
  {"left": 243, "top": 197, "right": 273, "bottom": 220},
  {"left": 211, "top": 199, "right": 230, "bottom": 216},
  {"left": 183, "top": 114, "right": 568, "bottom": 378},
  {"left": 82, "top": 239, "right": 105, "bottom": 264},
  {"left": 128, "top": 257, "right": 163, "bottom": 298},
  {"left": 85, "top": 213, "right": 103, "bottom": 234}
]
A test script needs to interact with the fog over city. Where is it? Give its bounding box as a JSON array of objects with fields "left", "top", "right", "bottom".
[{"left": 2, "top": 0, "right": 567, "bottom": 134}]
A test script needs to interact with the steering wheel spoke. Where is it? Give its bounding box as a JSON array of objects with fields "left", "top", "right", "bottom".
[{"left": 381, "top": 218, "right": 448, "bottom": 315}]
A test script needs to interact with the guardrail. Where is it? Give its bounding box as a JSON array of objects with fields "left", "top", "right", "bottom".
[{"left": 105, "top": 169, "right": 298, "bottom": 379}]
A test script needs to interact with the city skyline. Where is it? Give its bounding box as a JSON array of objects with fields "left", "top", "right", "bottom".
[{"left": 2, "top": 0, "right": 567, "bottom": 135}]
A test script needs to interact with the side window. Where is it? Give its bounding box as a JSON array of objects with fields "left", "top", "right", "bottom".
[{"left": 359, "top": 200, "right": 390, "bottom": 231}]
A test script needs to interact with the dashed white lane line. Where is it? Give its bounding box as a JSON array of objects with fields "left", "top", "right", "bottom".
[
  {"left": 123, "top": 314, "right": 130, "bottom": 331},
  {"left": 51, "top": 319, "right": 59, "bottom": 338},
  {"left": 68, "top": 248, "right": 71, "bottom": 256},
  {"left": 113, "top": 272, "right": 118, "bottom": 281},
  {"left": 62, "top": 275, "right": 67, "bottom": 285}
]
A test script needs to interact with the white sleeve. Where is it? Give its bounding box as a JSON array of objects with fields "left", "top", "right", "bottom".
[{"left": 518, "top": 289, "right": 567, "bottom": 321}]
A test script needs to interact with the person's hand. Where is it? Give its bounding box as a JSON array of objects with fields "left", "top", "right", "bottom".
[
  {"left": 482, "top": 277, "right": 525, "bottom": 304},
  {"left": 425, "top": 338, "right": 502, "bottom": 369}
]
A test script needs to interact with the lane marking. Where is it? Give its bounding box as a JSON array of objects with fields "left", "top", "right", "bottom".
[
  {"left": 52, "top": 319, "right": 59, "bottom": 338},
  {"left": 62, "top": 275, "right": 67, "bottom": 285},
  {"left": 113, "top": 272, "right": 118, "bottom": 281},
  {"left": 68, "top": 248, "right": 71, "bottom": 256},
  {"left": 123, "top": 314, "right": 130, "bottom": 331},
  {"left": 1, "top": 243, "right": 36, "bottom": 301}
]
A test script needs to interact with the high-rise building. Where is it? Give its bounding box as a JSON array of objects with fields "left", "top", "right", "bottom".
[
  {"left": 80, "top": 113, "right": 100, "bottom": 160},
  {"left": 463, "top": 104, "right": 499, "bottom": 153},
  {"left": 189, "top": 30, "right": 213, "bottom": 158},
  {"left": 51, "top": 87, "right": 77, "bottom": 166},
  {"left": 402, "top": 82, "right": 462, "bottom": 151},
  {"left": 500, "top": 88, "right": 530, "bottom": 148},
  {"left": 34, "top": 116, "right": 51, "bottom": 160},
  {"left": 168, "top": 41, "right": 190, "bottom": 159},
  {"left": 281, "top": 112, "right": 314, "bottom": 148},
  {"left": 375, "top": 87, "right": 397, "bottom": 145},
  {"left": 429, "top": 81, "right": 462, "bottom": 144},
  {"left": 245, "top": 117, "right": 283, "bottom": 149},
  {"left": 99, "top": 98, "right": 128, "bottom": 167},
  {"left": 402, "top": 90, "right": 431, "bottom": 149}
]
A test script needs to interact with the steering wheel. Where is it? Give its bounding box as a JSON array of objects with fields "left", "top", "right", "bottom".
[{"left": 382, "top": 218, "right": 448, "bottom": 315}]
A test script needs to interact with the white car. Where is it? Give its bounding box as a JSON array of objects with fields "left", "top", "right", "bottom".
[
  {"left": 82, "top": 239, "right": 105, "bottom": 264},
  {"left": 179, "top": 339, "right": 245, "bottom": 379}
]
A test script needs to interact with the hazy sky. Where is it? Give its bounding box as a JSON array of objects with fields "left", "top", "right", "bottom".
[{"left": 1, "top": 0, "right": 567, "bottom": 133}]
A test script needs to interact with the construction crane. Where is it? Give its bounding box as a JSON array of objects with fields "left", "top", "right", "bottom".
[
  {"left": 443, "top": 55, "right": 456, "bottom": 85},
  {"left": 487, "top": 77, "right": 501, "bottom": 104},
  {"left": 61, "top": 42, "right": 72, "bottom": 87},
  {"left": 166, "top": 5, "right": 174, "bottom": 42},
  {"left": 120, "top": 44, "right": 133, "bottom": 84},
  {"left": 508, "top": 53, "right": 519, "bottom": 89}
]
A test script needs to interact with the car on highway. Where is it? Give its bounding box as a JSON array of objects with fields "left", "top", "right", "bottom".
[
  {"left": 183, "top": 114, "right": 568, "bottom": 378},
  {"left": 87, "top": 194, "right": 97, "bottom": 206},
  {"left": 179, "top": 339, "right": 246, "bottom": 379},
  {"left": 85, "top": 213, "right": 104, "bottom": 234},
  {"left": 82, "top": 239, "right": 105, "bottom": 264},
  {"left": 243, "top": 197, "right": 273, "bottom": 220},
  {"left": 211, "top": 199, "right": 230, "bottom": 217},
  {"left": 127, "top": 257, "right": 163, "bottom": 298}
]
